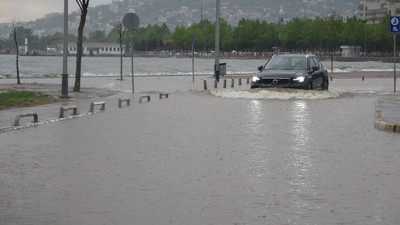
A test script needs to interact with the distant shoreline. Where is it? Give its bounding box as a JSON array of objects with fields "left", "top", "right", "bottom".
[{"left": 1, "top": 53, "right": 395, "bottom": 62}]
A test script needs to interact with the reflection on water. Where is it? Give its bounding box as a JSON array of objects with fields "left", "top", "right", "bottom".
[
  {"left": 247, "top": 100, "right": 263, "bottom": 137},
  {"left": 288, "top": 101, "right": 320, "bottom": 220},
  {"left": 245, "top": 100, "right": 269, "bottom": 180}
]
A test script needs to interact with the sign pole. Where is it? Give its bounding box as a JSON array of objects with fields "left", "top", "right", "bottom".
[
  {"left": 395, "top": 33, "right": 397, "bottom": 93},
  {"left": 390, "top": 16, "right": 399, "bottom": 93},
  {"left": 131, "top": 32, "right": 134, "bottom": 93},
  {"left": 123, "top": 13, "right": 139, "bottom": 94}
]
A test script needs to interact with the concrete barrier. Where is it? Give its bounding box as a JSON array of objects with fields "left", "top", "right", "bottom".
[
  {"left": 89, "top": 102, "right": 105, "bottom": 112},
  {"left": 374, "top": 100, "right": 400, "bottom": 133},
  {"left": 139, "top": 95, "right": 151, "bottom": 103},
  {"left": 118, "top": 98, "right": 130, "bottom": 108},
  {"left": 159, "top": 93, "right": 169, "bottom": 99},
  {"left": 59, "top": 105, "right": 78, "bottom": 118},
  {"left": 14, "top": 112, "right": 38, "bottom": 126}
]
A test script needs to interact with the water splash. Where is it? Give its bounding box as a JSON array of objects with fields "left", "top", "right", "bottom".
[{"left": 210, "top": 88, "right": 341, "bottom": 100}]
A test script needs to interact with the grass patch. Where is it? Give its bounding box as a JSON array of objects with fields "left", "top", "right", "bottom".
[{"left": 0, "top": 91, "right": 63, "bottom": 110}]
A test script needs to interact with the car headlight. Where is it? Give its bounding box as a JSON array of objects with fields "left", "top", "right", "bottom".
[
  {"left": 293, "top": 76, "right": 305, "bottom": 82},
  {"left": 252, "top": 76, "right": 260, "bottom": 82}
]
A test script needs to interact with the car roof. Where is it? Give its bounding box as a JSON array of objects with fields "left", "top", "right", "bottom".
[{"left": 272, "top": 53, "right": 317, "bottom": 58}]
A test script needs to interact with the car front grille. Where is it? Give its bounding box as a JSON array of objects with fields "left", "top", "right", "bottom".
[{"left": 261, "top": 78, "right": 290, "bottom": 86}]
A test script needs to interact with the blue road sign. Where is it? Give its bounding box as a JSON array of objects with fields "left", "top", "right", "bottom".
[{"left": 390, "top": 16, "right": 400, "bottom": 33}]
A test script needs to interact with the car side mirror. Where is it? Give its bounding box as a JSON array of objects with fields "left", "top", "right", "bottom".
[
  {"left": 312, "top": 66, "right": 319, "bottom": 71},
  {"left": 258, "top": 65, "right": 263, "bottom": 71}
]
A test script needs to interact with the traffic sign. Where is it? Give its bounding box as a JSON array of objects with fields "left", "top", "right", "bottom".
[
  {"left": 390, "top": 16, "right": 400, "bottom": 33},
  {"left": 123, "top": 13, "right": 139, "bottom": 32}
]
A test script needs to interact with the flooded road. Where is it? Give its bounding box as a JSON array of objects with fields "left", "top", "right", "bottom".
[{"left": 1, "top": 77, "right": 400, "bottom": 225}]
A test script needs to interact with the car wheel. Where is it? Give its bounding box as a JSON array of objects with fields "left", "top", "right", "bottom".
[{"left": 322, "top": 80, "right": 329, "bottom": 91}]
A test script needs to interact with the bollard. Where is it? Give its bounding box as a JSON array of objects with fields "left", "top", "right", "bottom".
[
  {"left": 223, "top": 79, "right": 227, "bottom": 88},
  {"left": 231, "top": 79, "right": 234, "bottom": 88},
  {"left": 239, "top": 78, "right": 242, "bottom": 86},
  {"left": 247, "top": 77, "right": 250, "bottom": 84},
  {"left": 118, "top": 98, "right": 131, "bottom": 108},
  {"left": 89, "top": 102, "right": 105, "bottom": 113},
  {"left": 330, "top": 76, "right": 333, "bottom": 81},
  {"left": 139, "top": 95, "right": 151, "bottom": 103},
  {"left": 59, "top": 105, "right": 77, "bottom": 118},
  {"left": 159, "top": 92, "right": 169, "bottom": 99},
  {"left": 14, "top": 112, "right": 38, "bottom": 126},
  {"left": 362, "top": 76, "right": 365, "bottom": 81},
  {"left": 203, "top": 80, "right": 207, "bottom": 90},
  {"left": 214, "top": 80, "right": 218, "bottom": 89}
]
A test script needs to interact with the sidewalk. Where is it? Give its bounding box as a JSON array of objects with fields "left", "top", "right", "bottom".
[
  {"left": 375, "top": 98, "right": 400, "bottom": 133},
  {"left": 0, "top": 91, "right": 128, "bottom": 133}
]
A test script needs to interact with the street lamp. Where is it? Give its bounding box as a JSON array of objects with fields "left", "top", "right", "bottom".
[{"left": 60, "top": 0, "right": 70, "bottom": 98}]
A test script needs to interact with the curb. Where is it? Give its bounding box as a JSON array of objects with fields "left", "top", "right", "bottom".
[{"left": 374, "top": 100, "right": 400, "bottom": 133}]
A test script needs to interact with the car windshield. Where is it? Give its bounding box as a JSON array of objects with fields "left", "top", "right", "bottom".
[{"left": 264, "top": 57, "right": 307, "bottom": 70}]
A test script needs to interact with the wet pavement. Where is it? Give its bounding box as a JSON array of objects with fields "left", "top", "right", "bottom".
[{"left": 1, "top": 76, "right": 400, "bottom": 225}]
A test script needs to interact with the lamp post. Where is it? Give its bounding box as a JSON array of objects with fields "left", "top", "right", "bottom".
[
  {"left": 60, "top": 0, "right": 70, "bottom": 98},
  {"left": 215, "top": 0, "right": 220, "bottom": 82}
]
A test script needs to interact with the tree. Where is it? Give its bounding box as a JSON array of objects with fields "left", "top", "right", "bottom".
[
  {"left": 87, "top": 30, "right": 107, "bottom": 42},
  {"left": 74, "top": 0, "right": 90, "bottom": 92},
  {"left": 12, "top": 19, "right": 20, "bottom": 84},
  {"left": 111, "top": 22, "right": 126, "bottom": 80}
]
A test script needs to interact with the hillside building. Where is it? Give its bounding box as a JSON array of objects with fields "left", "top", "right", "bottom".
[{"left": 357, "top": 0, "right": 400, "bottom": 23}]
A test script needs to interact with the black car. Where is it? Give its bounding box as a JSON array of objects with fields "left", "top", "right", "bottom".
[{"left": 250, "top": 54, "right": 329, "bottom": 90}]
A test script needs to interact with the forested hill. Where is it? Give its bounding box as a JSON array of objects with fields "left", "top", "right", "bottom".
[{"left": 0, "top": 0, "right": 360, "bottom": 38}]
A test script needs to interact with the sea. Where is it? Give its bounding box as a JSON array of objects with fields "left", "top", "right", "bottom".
[{"left": 0, "top": 55, "right": 395, "bottom": 78}]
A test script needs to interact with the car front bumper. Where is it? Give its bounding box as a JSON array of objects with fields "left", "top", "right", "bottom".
[{"left": 250, "top": 80, "right": 309, "bottom": 89}]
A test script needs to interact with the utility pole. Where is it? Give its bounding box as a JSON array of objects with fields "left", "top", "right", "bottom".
[{"left": 200, "top": 2, "right": 203, "bottom": 21}]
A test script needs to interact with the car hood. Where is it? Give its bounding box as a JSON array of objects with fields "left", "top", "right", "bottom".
[{"left": 256, "top": 70, "right": 307, "bottom": 78}]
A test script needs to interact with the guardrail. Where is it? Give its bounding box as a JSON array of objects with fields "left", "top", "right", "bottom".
[
  {"left": 204, "top": 78, "right": 252, "bottom": 90},
  {"left": 89, "top": 102, "right": 106, "bottom": 113},
  {"left": 14, "top": 112, "right": 38, "bottom": 126},
  {"left": 118, "top": 98, "right": 131, "bottom": 108},
  {"left": 139, "top": 95, "right": 151, "bottom": 103},
  {"left": 59, "top": 105, "right": 77, "bottom": 118},
  {"left": 159, "top": 92, "right": 169, "bottom": 99},
  {"left": 2, "top": 91, "right": 173, "bottom": 133}
]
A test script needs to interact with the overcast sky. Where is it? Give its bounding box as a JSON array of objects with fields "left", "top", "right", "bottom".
[{"left": 0, "top": 0, "right": 113, "bottom": 23}]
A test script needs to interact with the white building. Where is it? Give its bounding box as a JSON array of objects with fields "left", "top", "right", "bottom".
[
  {"left": 358, "top": 0, "right": 400, "bottom": 24},
  {"left": 340, "top": 45, "right": 362, "bottom": 57},
  {"left": 66, "top": 42, "right": 125, "bottom": 56}
]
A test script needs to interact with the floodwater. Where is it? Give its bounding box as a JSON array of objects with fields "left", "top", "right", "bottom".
[
  {"left": 1, "top": 76, "right": 400, "bottom": 225},
  {"left": 0, "top": 55, "right": 396, "bottom": 78}
]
